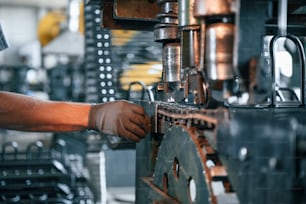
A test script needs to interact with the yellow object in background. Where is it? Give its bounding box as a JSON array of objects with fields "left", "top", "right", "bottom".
[
  {"left": 37, "top": 2, "right": 85, "bottom": 47},
  {"left": 111, "top": 30, "right": 162, "bottom": 91},
  {"left": 120, "top": 61, "right": 162, "bottom": 91},
  {"left": 37, "top": 10, "right": 66, "bottom": 47},
  {"left": 111, "top": 30, "right": 138, "bottom": 46},
  {"left": 78, "top": 2, "right": 85, "bottom": 35}
]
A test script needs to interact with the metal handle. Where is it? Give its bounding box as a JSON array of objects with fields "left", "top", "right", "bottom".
[
  {"left": 51, "top": 139, "right": 67, "bottom": 163},
  {"left": 26, "top": 140, "right": 43, "bottom": 160},
  {"left": 269, "top": 34, "right": 305, "bottom": 107},
  {"left": 127, "top": 81, "right": 154, "bottom": 102},
  {"left": 1, "top": 141, "right": 18, "bottom": 160}
]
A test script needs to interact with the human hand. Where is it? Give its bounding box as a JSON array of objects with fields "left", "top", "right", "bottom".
[{"left": 88, "top": 100, "right": 151, "bottom": 142}]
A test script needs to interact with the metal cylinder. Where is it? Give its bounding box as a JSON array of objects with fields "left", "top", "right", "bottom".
[
  {"left": 181, "top": 25, "right": 200, "bottom": 69},
  {"left": 194, "top": 0, "right": 234, "bottom": 17},
  {"left": 162, "top": 43, "right": 181, "bottom": 82},
  {"left": 160, "top": 1, "right": 178, "bottom": 14},
  {"left": 154, "top": 0, "right": 179, "bottom": 42},
  {"left": 157, "top": 0, "right": 177, "bottom": 4},
  {"left": 157, "top": 13, "right": 179, "bottom": 24},
  {"left": 278, "top": 0, "right": 288, "bottom": 35},
  {"left": 179, "top": 0, "right": 198, "bottom": 26},
  {"left": 205, "top": 23, "right": 235, "bottom": 80},
  {"left": 154, "top": 24, "right": 179, "bottom": 42}
]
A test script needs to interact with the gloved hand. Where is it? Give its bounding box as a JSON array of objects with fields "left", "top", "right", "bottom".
[{"left": 88, "top": 100, "right": 151, "bottom": 142}]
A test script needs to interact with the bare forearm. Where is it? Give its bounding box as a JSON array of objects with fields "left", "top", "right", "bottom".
[{"left": 0, "top": 91, "right": 91, "bottom": 132}]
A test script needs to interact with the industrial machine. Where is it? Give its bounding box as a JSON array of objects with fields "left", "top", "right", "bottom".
[
  {"left": 91, "top": 0, "right": 306, "bottom": 203},
  {"left": 1, "top": 0, "right": 306, "bottom": 203}
]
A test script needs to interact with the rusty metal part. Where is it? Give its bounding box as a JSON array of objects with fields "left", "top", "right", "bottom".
[
  {"left": 210, "top": 166, "right": 227, "bottom": 181},
  {"left": 155, "top": 102, "right": 219, "bottom": 129},
  {"left": 101, "top": 0, "right": 159, "bottom": 30},
  {"left": 144, "top": 102, "right": 236, "bottom": 204},
  {"left": 155, "top": 81, "right": 185, "bottom": 103},
  {"left": 154, "top": 24, "right": 179, "bottom": 41},
  {"left": 194, "top": 0, "right": 236, "bottom": 17},
  {"left": 142, "top": 177, "right": 180, "bottom": 204},
  {"left": 186, "top": 68, "right": 210, "bottom": 105},
  {"left": 152, "top": 126, "right": 212, "bottom": 203},
  {"left": 205, "top": 23, "right": 235, "bottom": 81},
  {"left": 148, "top": 124, "right": 237, "bottom": 203},
  {"left": 114, "top": 0, "right": 160, "bottom": 19}
]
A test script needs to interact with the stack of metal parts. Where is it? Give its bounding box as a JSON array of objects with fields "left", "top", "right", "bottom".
[
  {"left": 0, "top": 65, "right": 29, "bottom": 94},
  {"left": 154, "top": 0, "right": 184, "bottom": 103},
  {"left": 48, "top": 63, "right": 85, "bottom": 102},
  {"left": 84, "top": 1, "right": 115, "bottom": 104},
  {"left": 0, "top": 140, "right": 94, "bottom": 203}
]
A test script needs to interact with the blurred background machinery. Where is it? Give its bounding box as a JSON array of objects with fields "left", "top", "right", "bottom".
[
  {"left": 1, "top": 0, "right": 306, "bottom": 204},
  {"left": 0, "top": 0, "right": 162, "bottom": 203}
]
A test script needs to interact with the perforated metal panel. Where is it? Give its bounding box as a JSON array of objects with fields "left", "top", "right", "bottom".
[{"left": 84, "top": 2, "right": 115, "bottom": 103}]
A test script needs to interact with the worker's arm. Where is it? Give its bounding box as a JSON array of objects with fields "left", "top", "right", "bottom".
[
  {"left": 0, "top": 91, "right": 91, "bottom": 132},
  {"left": 0, "top": 91, "right": 150, "bottom": 141}
]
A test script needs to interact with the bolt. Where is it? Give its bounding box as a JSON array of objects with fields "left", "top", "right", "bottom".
[
  {"left": 239, "top": 147, "right": 248, "bottom": 161},
  {"left": 269, "top": 157, "right": 278, "bottom": 170}
]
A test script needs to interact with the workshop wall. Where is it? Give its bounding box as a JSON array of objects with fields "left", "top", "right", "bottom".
[{"left": 0, "top": 6, "right": 39, "bottom": 65}]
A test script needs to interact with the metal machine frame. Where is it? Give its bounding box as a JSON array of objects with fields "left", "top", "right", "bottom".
[{"left": 91, "top": 0, "right": 306, "bottom": 203}]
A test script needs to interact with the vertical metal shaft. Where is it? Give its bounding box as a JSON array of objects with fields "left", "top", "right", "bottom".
[
  {"left": 199, "top": 21, "right": 206, "bottom": 71},
  {"left": 278, "top": 0, "right": 287, "bottom": 35}
]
